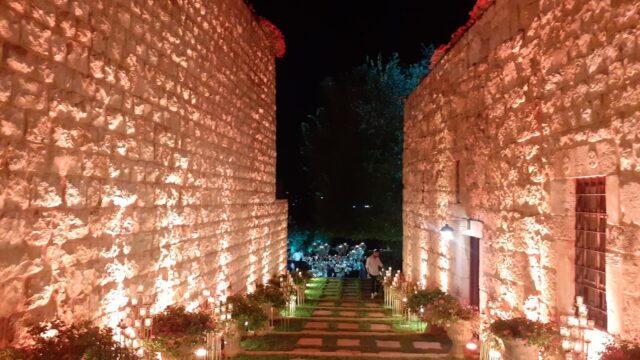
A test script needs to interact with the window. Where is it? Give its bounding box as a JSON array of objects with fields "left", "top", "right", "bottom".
[{"left": 575, "top": 177, "right": 607, "bottom": 329}]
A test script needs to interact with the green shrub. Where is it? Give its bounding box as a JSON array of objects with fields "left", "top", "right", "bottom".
[{"left": 144, "top": 305, "right": 215, "bottom": 358}]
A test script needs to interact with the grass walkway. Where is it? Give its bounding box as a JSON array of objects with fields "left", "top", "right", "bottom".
[{"left": 234, "top": 278, "right": 453, "bottom": 359}]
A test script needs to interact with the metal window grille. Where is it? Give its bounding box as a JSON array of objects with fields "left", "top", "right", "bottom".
[{"left": 575, "top": 177, "right": 607, "bottom": 329}]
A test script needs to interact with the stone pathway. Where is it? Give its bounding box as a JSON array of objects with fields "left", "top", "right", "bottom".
[{"left": 234, "top": 278, "right": 451, "bottom": 359}]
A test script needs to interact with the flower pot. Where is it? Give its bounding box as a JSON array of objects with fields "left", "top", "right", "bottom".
[
  {"left": 446, "top": 320, "right": 474, "bottom": 359},
  {"left": 224, "top": 324, "right": 244, "bottom": 357},
  {"left": 261, "top": 304, "right": 274, "bottom": 332},
  {"left": 424, "top": 323, "right": 447, "bottom": 336},
  {"left": 502, "top": 338, "right": 540, "bottom": 360}
]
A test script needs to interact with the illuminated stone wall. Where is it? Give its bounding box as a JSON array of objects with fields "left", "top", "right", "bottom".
[
  {"left": 404, "top": 0, "right": 640, "bottom": 339},
  {"left": 0, "top": 0, "right": 287, "bottom": 343}
]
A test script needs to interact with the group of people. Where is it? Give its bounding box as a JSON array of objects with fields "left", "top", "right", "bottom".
[
  {"left": 301, "top": 243, "right": 368, "bottom": 278},
  {"left": 289, "top": 242, "right": 386, "bottom": 299}
]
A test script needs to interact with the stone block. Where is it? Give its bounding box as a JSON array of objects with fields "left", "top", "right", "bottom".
[
  {"left": 31, "top": 175, "right": 62, "bottom": 208},
  {"left": 297, "top": 338, "right": 322, "bottom": 347},
  {"left": 0, "top": 7, "right": 21, "bottom": 43},
  {"left": 303, "top": 321, "right": 328, "bottom": 330},
  {"left": 375, "top": 340, "right": 401, "bottom": 349},
  {"left": 370, "top": 323, "right": 391, "bottom": 331},
  {"left": 336, "top": 323, "right": 359, "bottom": 330},
  {"left": 337, "top": 339, "right": 360, "bottom": 347},
  {"left": 20, "top": 19, "right": 50, "bottom": 56}
]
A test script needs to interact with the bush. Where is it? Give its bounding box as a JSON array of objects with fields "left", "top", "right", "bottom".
[
  {"left": 290, "top": 271, "right": 313, "bottom": 286},
  {"left": 406, "top": 287, "right": 446, "bottom": 313},
  {"left": 253, "top": 283, "right": 287, "bottom": 309},
  {"left": 422, "top": 294, "right": 478, "bottom": 328},
  {"left": 601, "top": 339, "right": 640, "bottom": 360},
  {"left": 227, "top": 294, "right": 268, "bottom": 331},
  {"left": 145, "top": 306, "right": 215, "bottom": 358},
  {"left": 489, "top": 317, "right": 560, "bottom": 351},
  {"left": 4, "top": 320, "right": 136, "bottom": 360}
]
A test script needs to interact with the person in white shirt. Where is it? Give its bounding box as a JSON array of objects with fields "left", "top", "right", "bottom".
[{"left": 365, "top": 250, "right": 383, "bottom": 299}]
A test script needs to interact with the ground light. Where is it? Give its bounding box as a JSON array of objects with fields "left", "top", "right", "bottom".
[{"left": 195, "top": 347, "right": 207, "bottom": 357}]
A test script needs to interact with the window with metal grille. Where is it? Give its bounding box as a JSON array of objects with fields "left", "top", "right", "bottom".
[{"left": 575, "top": 177, "right": 607, "bottom": 329}]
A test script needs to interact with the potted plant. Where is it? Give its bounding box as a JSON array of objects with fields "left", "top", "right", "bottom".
[
  {"left": 255, "top": 279, "right": 287, "bottom": 309},
  {"left": 423, "top": 294, "right": 478, "bottom": 359},
  {"left": 290, "top": 270, "right": 312, "bottom": 304},
  {"left": 228, "top": 293, "right": 268, "bottom": 331},
  {"left": 1, "top": 320, "right": 137, "bottom": 360},
  {"left": 407, "top": 287, "right": 447, "bottom": 334},
  {"left": 601, "top": 338, "right": 640, "bottom": 360},
  {"left": 144, "top": 305, "right": 215, "bottom": 359},
  {"left": 489, "top": 317, "right": 560, "bottom": 360},
  {"left": 290, "top": 270, "right": 312, "bottom": 287}
]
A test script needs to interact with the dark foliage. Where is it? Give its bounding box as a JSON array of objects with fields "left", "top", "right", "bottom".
[
  {"left": 0, "top": 320, "right": 136, "bottom": 360},
  {"left": 300, "top": 50, "right": 432, "bottom": 242}
]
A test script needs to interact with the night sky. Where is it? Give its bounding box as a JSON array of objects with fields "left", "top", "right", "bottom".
[{"left": 250, "top": 0, "right": 477, "bottom": 202}]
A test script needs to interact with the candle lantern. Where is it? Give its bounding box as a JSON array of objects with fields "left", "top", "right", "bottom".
[{"left": 560, "top": 296, "right": 593, "bottom": 360}]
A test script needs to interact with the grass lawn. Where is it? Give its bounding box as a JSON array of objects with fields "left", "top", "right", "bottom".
[
  {"left": 240, "top": 333, "right": 450, "bottom": 353},
  {"left": 392, "top": 320, "right": 427, "bottom": 333}
]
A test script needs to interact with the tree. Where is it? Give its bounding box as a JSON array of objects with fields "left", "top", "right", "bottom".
[{"left": 300, "top": 47, "right": 433, "bottom": 242}]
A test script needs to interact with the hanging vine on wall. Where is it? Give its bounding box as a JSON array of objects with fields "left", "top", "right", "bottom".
[
  {"left": 430, "top": 0, "right": 496, "bottom": 69},
  {"left": 243, "top": 0, "right": 286, "bottom": 58},
  {"left": 259, "top": 17, "right": 286, "bottom": 58}
]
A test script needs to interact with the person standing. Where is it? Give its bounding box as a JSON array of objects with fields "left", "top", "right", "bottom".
[{"left": 365, "top": 250, "right": 383, "bottom": 299}]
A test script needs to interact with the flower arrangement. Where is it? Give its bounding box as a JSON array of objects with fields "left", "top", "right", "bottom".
[
  {"left": 601, "top": 338, "right": 640, "bottom": 360},
  {"left": 227, "top": 294, "right": 268, "bottom": 331},
  {"left": 489, "top": 317, "right": 560, "bottom": 351},
  {"left": 0, "top": 320, "right": 136, "bottom": 360},
  {"left": 422, "top": 294, "right": 479, "bottom": 328},
  {"left": 144, "top": 305, "right": 215, "bottom": 358},
  {"left": 406, "top": 287, "right": 446, "bottom": 313}
]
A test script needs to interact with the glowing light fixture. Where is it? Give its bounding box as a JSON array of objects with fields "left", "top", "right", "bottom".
[
  {"left": 439, "top": 217, "right": 483, "bottom": 240},
  {"left": 194, "top": 348, "right": 207, "bottom": 357},
  {"left": 439, "top": 223, "right": 455, "bottom": 240},
  {"left": 465, "top": 341, "right": 478, "bottom": 351}
]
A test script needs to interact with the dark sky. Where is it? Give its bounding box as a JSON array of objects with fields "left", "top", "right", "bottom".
[{"left": 249, "top": 0, "right": 477, "bottom": 199}]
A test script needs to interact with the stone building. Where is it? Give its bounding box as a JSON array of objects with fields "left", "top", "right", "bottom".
[
  {"left": 0, "top": 0, "right": 287, "bottom": 344},
  {"left": 403, "top": 0, "right": 640, "bottom": 352}
]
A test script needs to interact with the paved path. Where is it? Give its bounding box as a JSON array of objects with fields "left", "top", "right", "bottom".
[{"left": 233, "top": 278, "right": 452, "bottom": 359}]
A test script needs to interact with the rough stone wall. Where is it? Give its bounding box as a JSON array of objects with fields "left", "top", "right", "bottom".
[
  {"left": 0, "top": 0, "right": 287, "bottom": 343},
  {"left": 404, "top": 0, "right": 640, "bottom": 339}
]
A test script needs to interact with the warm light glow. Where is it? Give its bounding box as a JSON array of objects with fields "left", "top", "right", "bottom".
[
  {"left": 439, "top": 224, "right": 455, "bottom": 241},
  {"left": 465, "top": 342, "right": 478, "bottom": 351},
  {"left": 584, "top": 328, "right": 612, "bottom": 360},
  {"left": 99, "top": 192, "right": 138, "bottom": 335},
  {"left": 489, "top": 349, "right": 502, "bottom": 359},
  {"left": 40, "top": 328, "right": 59, "bottom": 339},
  {"left": 438, "top": 231, "right": 450, "bottom": 292},
  {"left": 194, "top": 348, "right": 207, "bottom": 357}
]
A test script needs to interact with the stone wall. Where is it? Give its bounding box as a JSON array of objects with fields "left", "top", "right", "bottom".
[
  {"left": 404, "top": 0, "right": 640, "bottom": 340},
  {"left": 0, "top": 0, "right": 287, "bottom": 344}
]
